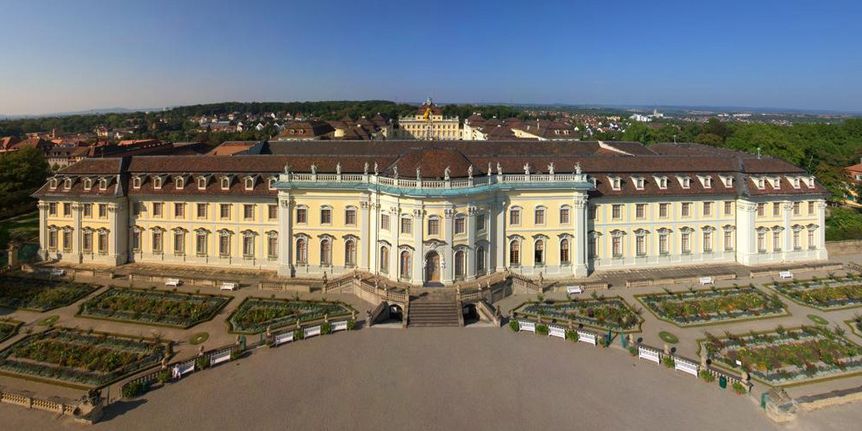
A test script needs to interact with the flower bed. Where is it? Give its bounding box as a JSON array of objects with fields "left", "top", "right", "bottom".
[
  {"left": 0, "top": 327, "right": 169, "bottom": 388},
  {"left": 700, "top": 326, "right": 862, "bottom": 386},
  {"left": 636, "top": 286, "right": 787, "bottom": 327},
  {"left": 227, "top": 297, "right": 355, "bottom": 334},
  {"left": 78, "top": 287, "right": 231, "bottom": 328},
  {"left": 511, "top": 297, "right": 642, "bottom": 332},
  {"left": 770, "top": 277, "right": 862, "bottom": 310},
  {"left": 0, "top": 320, "right": 21, "bottom": 343},
  {"left": 0, "top": 276, "right": 97, "bottom": 311}
]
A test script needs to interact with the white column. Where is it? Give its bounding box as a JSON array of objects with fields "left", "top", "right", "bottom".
[
  {"left": 369, "top": 202, "right": 380, "bottom": 273},
  {"left": 817, "top": 200, "right": 828, "bottom": 259},
  {"left": 735, "top": 199, "right": 757, "bottom": 265},
  {"left": 412, "top": 208, "right": 424, "bottom": 283},
  {"left": 389, "top": 205, "right": 400, "bottom": 282},
  {"left": 573, "top": 194, "right": 588, "bottom": 278},
  {"left": 277, "top": 191, "right": 293, "bottom": 277},
  {"left": 359, "top": 199, "right": 371, "bottom": 271},
  {"left": 443, "top": 207, "right": 455, "bottom": 283},
  {"left": 783, "top": 201, "right": 793, "bottom": 261},
  {"left": 37, "top": 202, "right": 49, "bottom": 260},
  {"left": 466, "top": 206, "right": 477, "bottom": 280},
  {"left": 107, "top": 202, "right": 125, "bottom": 264},
  {"left": 494, "top": 201, "right": 506, "bottom": 272},
  {"left": 72, "top": 203, "right": 83, "bottom": 263}
]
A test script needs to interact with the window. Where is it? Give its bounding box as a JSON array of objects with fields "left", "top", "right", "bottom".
[
  {"left": 268, "top": 177, "right": 276, "bottom": 190},
  {"left": 610, "top": 177, "right": 621, "bottom": 190},
  {"left": 48, "top": 228, "right": 57, "bottom": 250},
  {"left": 724, "top": 201, "right": 733, "bottom": 215},
  {"left": 320, "top": 239, "right": 332, "bottom": 265},
  {"left": 60, "top": 230, "right": 71, "bottom": 251},
  {"left": 476, "top": 213, "right": 486, "bottom": 231},
  {"left": 400, "top": 217, "right": 412, "bottom": 234},
  {"left": 477, "top": 247, "right": 486, "bottom": 272},
  {"left": 560, "top": 239, "right": 570, "bottom": 263},
  {"left": 197, "top": 203, "right": 207, "bottom": 219},
  {"left": 174, "top": 230, "right": 185, "bottom": 255},
  {"left": 133, "top": 176, "right": 142, "bottom": 189},
  {"left": 703, "top": 230, "right": 713, "bottom": 253},
  {"left": 428, "top": 217, "right": 440, "bottom": 235},
  {"left": 680, "top": 177, "right": 691, "bottom": 189},
  {"left": 96, "top": 203, "right": 106, "bottom": 218},
  {"left": 612, "top": 204, "right": 622, "bottom": 220},
  {"left": 455, "top": 216, "right": 466, "bottom": 234},
  {"left": 808, "top": 201, "right": 815, "bottom": 215},
  {"left": 808, "top": 228, "right": 816, "bottom": 249},
  {"left": 152, "top": 230, "right": 163, "bottom": 254},
  {"left": 724, "top": 229, "right": 734, "bottom": 251},
  {"left": 220, "top": 204, "right": 231, "bottom": 219},
  {"left": 197, "top": 177, "right": 207, "bottom": 190},
  {"left": 268, "top": 204, "right": 277, "bottom": 220},
  {"left": 681, "top": 231, "right": 691, "bottom": 254},
  {"left": 131, "top": 228, "right": 141, "bottom": 252},
  {"left": 400, "top": 250, "right": 411, "bottom": 279},
  {"left": 344, "top": 239, "right": 356, "bottom": 266},
  {"left": 633, "top": 177, "right": 645, "bottom": 190},
  {"left": 757, "top": 203, "right": 765, "bottom": 217},
  {"left": 509, "top": 241, "right": 520, "bottom": 265},
  {"left": 659, "top": 203, "right": 669, "bottom": 218},
  {"left": 589, "top": 235, "right": 598, "bottom": 258},
  {"left": 345, "top": 207, "right": 357, "bottom": 225},
  {"left": 635, "top": 204, "right": 645, "bottom": 219},
  {"left": 153, "top": 176, "right": 163, "bottom": 189},
  {"left": 296, "top": 207, "right": 307, "bottom": 224},
  {"left": 659, "top": 232, "right": 669, "bottom": 255},
  {"left": 320, "top": 207, "right": 332, "bottom": 224},
  {"left": 83, "top": 203, "right": 92, "bottom": 217},
  {"left": 244, "top": 177, "right": 254, "bottom": 190},
  {"left": 64, "top": 178, "right": 72, "bottom": 190},
  {"left": 63, "top": 203, "right": 71, "bottom": 217},
  {"left": 773, "top": 203, "right": 781, "bottom": 217},
  {"left": 196, "top": 231, "right": 207, "bottom": 256},
  {"left": 219, "top": 231, "right": 231, "bottom": 257},
  {"left": 379, "top": 246, "right": 390, "bottom": 273},
  {"left": 757, "top": 231, "right": 766, "bottom": 253},
  {"left": 296, "top": 238, "right": 308, "bottom": 264},
  {"left": 175, "top": 176, "right": 184, "bottom": 190},
  {"left": 153, "top": 202, "right": 163, "bottom": 218},
  {"left": 83, "top": 178, "right": 92, "bottom": 190},
  {"left": 97, "top": 230, "right": 108, "bottom": 255},
  {"left": 48, "top": 202, "right": 57, "bottom": 216},
  {"left": 793, "top": 229, "right": 801, "bottom": 250},
  {"left": 703, "top": 201, "right": 712, "bottom": 216},
  {"left": 534, "top": 240, "right": 545, "bottom": 265},
  {"left": 243, "top": 234, "right": 255, "bottom": 258},
  {"left": 793, "top": 202, "right": 800, "bottom": 216},
  {"left": 83, "top": 230, "right": 93, "bottom": 253},
  {"left": 681, "top": 202, "right": 691, "bottom": 217},
  {"left": 454, "top": 250, "right": 466, "bottom": 278},
  {"left": 612, "top": 235, "right": 623, "bottom": 258},
  {"left": 509, "top": 208, "right": 521, "bottom": 225},
  {"left": 239, "top": 204, "right": 252, "bottom": 220},
  {"left": 559, "top": 207, "right": 570, "bottom": 224},
  {"left": 174, "top": 203, "right": 185, "bottom": 218},
  {"left": 656, "top": 176, "right": 668, "bottom": 189},
  {"left": 267, "top": 233, "right": 278, "bottom": 259},
  {"left": 534, "top": 208, "right": 545, "bottom": 225},
  {"left": 773, "top": 230, "right": 782, "bottom": 252},
  {"left": 220, "top": 177, "right": 230, "bottom": 190},
  {"left": 636, "top": 234, "right": 646, "bottom": 257}
]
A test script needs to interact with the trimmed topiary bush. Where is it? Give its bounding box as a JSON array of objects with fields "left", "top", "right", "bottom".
[
  {"left": 732, "top": 381, "right": 747, "bottom": 395},
  {"left": 662, "top": 356, "right": 676, "bottom": 368},
  {"left": 509, "top": 319, "right": 520, "bottom": 332},
  {"left": 699, "top": 370, "right": 716, "bottom": 382},
  {"left": 536, "top": 324, "right": 549, "bottom": 336},
  {"left": 321, "top": 322, "right": 332, "bottom": 335},
  {"left": 565, "top": 330, "right": 579, "bottom": 342}
]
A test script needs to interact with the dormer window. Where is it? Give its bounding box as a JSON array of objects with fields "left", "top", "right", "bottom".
[
  {"left": 720, "top": 175, "right": 734, "bottom": 188},
  {"left": 64, "top": 178, "right": 72, "bottom": 190},
  {"left": 805, "top": 176, "right": 815, "bottom": 188},
  {"left": 83, "top": 178, "right": 93, "bottom": 190},
  {"left": 49, "top": 178, "right": 58, "bottom": 190},
  {"left": 633, "top": 176, "right": 645, "bottom": 190},
  {"left": 268, "top": 177, "right": 276, "bottom": 190},
  {"left": 677, "top": 176, "right": 691, "bottom": 189},
  {"left": 175, "top": 176, "right": 185, "bottom": 190},
  {"left": 244, "top": 176, "right": 255, "bottom": 191},
  {"left": 700, "top": 176, "right": 712, "bottom": 189},
  {"left": 99, "top": 178, "right": 108, "bottom": 191},
  {"left": 754, "top": 177, "right": 765, "bottom": 190},
  {"left": 790, "top": 177, "right": 801, "bottom": 189},
  {"left": 153, "top": 176, "right": 163, "bottom": 190},
  {"left": 654, "top": 176, "right": 668, "bottom": 190},
  {"left": 197, "top": 176, "right": 207, "bottom": 190},
  {"left": 772, "top": 176, "right": 781, "bottom": 190},
  {"left": 220, "top": 176, "right": 230, "bottom": 190},
  {"left": 608, "top": 176, "right": 621, "bottom": 191}
]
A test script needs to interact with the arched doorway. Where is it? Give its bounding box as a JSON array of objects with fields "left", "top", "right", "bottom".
[{"left": 425, "top": 251, "right": 441, "bottom": 283}]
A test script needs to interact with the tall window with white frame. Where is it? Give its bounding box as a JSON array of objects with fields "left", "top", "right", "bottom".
[
  {"left": 345, "top": 207, "right": 357, "bottom": 226},
  {"left": 97, "top": 230, "right": 108, "bottom": 255},
  {"left": 534, "top": 207, "right": 545, "bottom": 225},
  {"left": 173, "top": 229, "right": 185, "bottom": 256},
  {"left": 196, "top": 230, "right": 207, "bottom": 256},
  {"left": 612, "top": 233, "right": 623, "bottom": 258},
  {"left": 320, "top": 238, "right": 332, "bottom": 266},
  {"left": 344, "top": 239, "right": 356, "bottom": 266},
  {"left": 724, "top": 227, "right": 735, "bottom": 252},
  {"left": 454, "top": 215, "right": 465, "bottom": 234},
  {"left": 773, "top": 229, "right": 782, "bottom": 252},
  {"left": 476, "top": 246, "right": 486, "bottom": 274},
  {"left": 560, "top": 207, "right": 570, "bottom": 224},
  {"left": 509, "top": 240, "right": 520, "bottom": 266},
  {"left": 534, "top": 240, "right": 544, "bottom": 266},
  {"left": 509, "top": 207, "right": 521, "bottom": 225},
  {"left": 757, "top": 230, "right": 766, "bottom": 253},
  {"left": 400, "top": 216, "right": 412, "bottom": 235},
  {"left": 219, "top": 231, "right": 231, "bottom": 257},
  {"left": 295, "top": 238, "right": 308, "bottom": 265},
  {"left": 793, "top": 228, "right": 801, "bottom": 250},
  {"left": 400, "top": 250, "right": 411, "bottom": 280},
  {"left": 703, "top": 229, "right": 713, "bottom": 253},
  {"left": 681, "top": 229, "right": 691, "bottom": 254},
  {"left": 807, "top": 227, "right": 816, "bottom": 249},
  {"left": 267, "top": 232, "right": 278, "bottom": 259},
  {"left": 243, "top": 232, "right": 255, "bottom": 258},
  {"left": 320, "top": 207, "right": 332, "bottom": 225},
  {"left": 560, "top": 239, "right": 570, "bottom": 264},
  {"left": 427, "top": 217, "right": 439, "bottom": 236},
  {"left": 151, "top": 229, "right": 162, "bottom": 254},
  {"left": 379, "top": 245, "right": 389, "bottom": 273},
  {"left": 659, "top": 230, "right": 669, "bottom": 255},
  {"left": 454, "top": 250, "right": 465, "bottom": 279},
  {"left": 636, "top": 233, "right": 646, "bottom": 257}
]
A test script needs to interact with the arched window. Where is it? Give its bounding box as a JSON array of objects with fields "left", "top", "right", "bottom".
[
  {"left": 345, "top": 239, "right": 356, "bottom": 266},
  {"left": 560, "top": 239, "right": 570, "bottom": 264},
  {"left": 267, "top": 232, "right": 278, "bottom": 259},
  {"left": 400, "top": 250, "right": 411, "bottom": 279},
  {"left": 197, "top": 176, "right": 207, "bottom": 190},
  {"left": 218, "top": 230, "right": 232, "bottom": 257},
  {"left": 295, "top": 238, "right": 308, "bottom": 264},
  {"left": 534, "top": 240, "right": 545, "bottom": 265},
  {"left": 379, "top": 245, "right": 390, "bottom": 273},
  {"left": 242, "top": 232, "right": 256, "bottom": 258},
  {"left": 509, "top": 240, "right": 520, "bottom": 265},
  {"left": 320, "top": 238, "right": 332, "bottom": 266},
  {"left": 454, "top": 250, "right": 466, "bottom": 278},
  {"left": 244, "top": 177, "right": 254, "bottom": 190},
  {"left": 175, "top": 176, "right": 184, "bottom": 189},
  {"left": 476, "top": 246, "right": 486, "bottom": 273},
  {"left": 220, "top": 177, "right": 230, "bottom": 190},
  {"left": 195, "top": 229, "right": 208, "bottom": 256}
]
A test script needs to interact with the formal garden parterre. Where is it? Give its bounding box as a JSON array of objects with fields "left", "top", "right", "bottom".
[
  {"left": 636, "top": 286, "right": 788, "bottom": 327},
  {"left": 227, "top": 297, "right": 356, "bottom": 334},
  {"left": 701, "top": 326, "right": 862, "bottom": 386},
  {"left": 0, "top": 319, "right": 22, "bottom": 343},
  {"left": 770, "top": 275, "right": 862, "bottom": 310},
  {"left": 78, "top": 287, "right": 231, "bottom": 328},
  {"left": 0, "top": 327, "right": 170, "bottom": 388},
  {"left": 511, "top": 296, "right": 643, "bottom": 333},
  {"left": 0, "top": 276, "right": 97, "bottom": 311}
]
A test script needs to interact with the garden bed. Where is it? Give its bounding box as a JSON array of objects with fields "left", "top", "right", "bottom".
[
  {"left": 511, "top": 297, "right": 642, "bottom": 332},
  {"left": 770, "top": 276, "right": 862, "bottom": 310},
  {"left": 0, "top": 276, "right": 97, "bottom": 311},
  {"left": 636, "top": 286, "right": 788, "bottom": 327},
  {"left": 0, "top": 327, "right": 169, "bottom": 388},
  {"left": 700, "top": 326, "right": 862, "bottom": 386},
  {"left": 227, "top": 297, "right": 356, "bottom": 334},
  {"left": 0, "top": 319, "right": 22, "bottom": 343},
  {"left": 78, "top": 287, "right": 231, "bottom": 328}
]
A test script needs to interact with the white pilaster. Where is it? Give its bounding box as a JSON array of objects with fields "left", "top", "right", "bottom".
[
  {"left": 573, "top": 193, "right": 588, "bottom": 277},
  {"left": 277, "top": 191, "right": 293, "bottom": 277},
  {"left": 735, "top": 199, "right": 757, "bottom": 265}
]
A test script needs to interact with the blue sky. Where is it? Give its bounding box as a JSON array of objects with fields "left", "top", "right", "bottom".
[{"left": 1, "top": 0, "right": 860, "bottom": 115}]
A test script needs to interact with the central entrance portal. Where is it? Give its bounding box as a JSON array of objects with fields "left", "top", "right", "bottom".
[{"left": 425, "top": 251, "right": 441, "bottom": 284}]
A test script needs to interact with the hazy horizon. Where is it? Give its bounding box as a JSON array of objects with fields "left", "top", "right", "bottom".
[{"left": 1, "top": 0, "right": 861, "bottom": 116}]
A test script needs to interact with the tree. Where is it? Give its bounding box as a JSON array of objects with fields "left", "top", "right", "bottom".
[{"left": 0, "top": 147, "right": 50, "bottom": 218}]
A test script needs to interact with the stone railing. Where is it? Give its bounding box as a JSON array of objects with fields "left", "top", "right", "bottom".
[
  {"left": 0, "top": 389, "right": 82, "bottom": 420},
  {"left": 283, "top": 171, "right": 591, "bottom": 191}
]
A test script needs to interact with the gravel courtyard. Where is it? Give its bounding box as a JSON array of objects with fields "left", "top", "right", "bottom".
[{"left": 3, "top": 327, "right": 859, "bottom": 430}]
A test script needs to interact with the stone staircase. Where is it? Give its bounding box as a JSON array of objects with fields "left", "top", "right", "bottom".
[{"left": 408, "top": 292, "right": 462, "bottom": 327}]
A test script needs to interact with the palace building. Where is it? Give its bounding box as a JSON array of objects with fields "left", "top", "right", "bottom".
[
  {"left": 394, "top": 98, "right": 460, "bottom": 140},
  {"left": 33, "top": 140, "right": 828, "bottom": 285}
]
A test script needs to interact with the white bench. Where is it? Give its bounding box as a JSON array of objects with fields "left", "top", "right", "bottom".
[
  {"left": 779, "top": 271, "right": 794, "bottom": 280},
  {"left": 49, "top": 268, "right": 65, "bottom": 276},
  {"left": 220, "top": 282, "right": 238, "bottom": 291},
  {"left": 566, "top": 285, "right": 584, "bottom": 295},
  {"left": 165, "top": 278, "right": 181, "bottom": 287},
  {"left": 698, "top": 276, "right": 714, "bottom": 286}
]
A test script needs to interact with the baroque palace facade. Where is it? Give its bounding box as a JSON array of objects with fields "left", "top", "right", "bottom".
[{"left": 34, "top": 140, "right": 828, "bottom": 285}]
